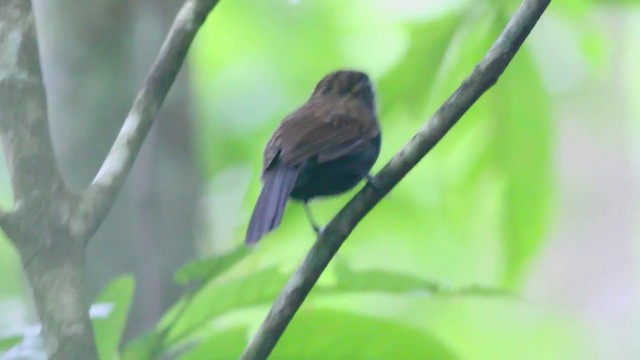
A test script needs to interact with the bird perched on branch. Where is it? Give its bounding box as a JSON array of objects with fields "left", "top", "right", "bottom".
[{"left": 245, "top": 70, "right": 381, "bottom": 245}]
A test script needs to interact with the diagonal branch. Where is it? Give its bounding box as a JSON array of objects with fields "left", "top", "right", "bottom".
[
  {"left": 240, "top": 0, "right": 552, "bottom": 358},
  {"left": 74, "top": 0, "right": 220, "bottom": 239}
]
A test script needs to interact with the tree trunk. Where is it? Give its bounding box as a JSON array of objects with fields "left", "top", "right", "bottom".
[{"left": 32, "top": 0, "right": 201, "bottom": 338}]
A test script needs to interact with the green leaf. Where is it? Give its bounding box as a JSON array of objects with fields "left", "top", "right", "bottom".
[
  {"left": 181, "top": 327, "right": 247, "bottom": 360},
  {"left": 378, "top": 12, "right": 463, "bottom": 118},
  {"left": 490, "top": 36, "right": 552, "bottom": 286},
  {"left": 174, "top": 246, "right": 252, "bottom": 285},
  {"left": 348, "top": 2, "right": 519, "bottom": 289},
  {"left": 579, "top": 27, "right": 608, "bottom": 71},
  {"left": 272, "top": 309, "right": 460, "bottom": 359},
  {"left": 181, "top": 310, "right": 460, "bottom": 360},
  {"left": 331, "top": 262, "right": 443, "bottom": 293},
  {"left": 164, "top": 262, "right": 509, "bottom": 352},
  {"left": 0, "top": 334, "right": 21, "bottom": 353},
  {"left": 92, "top": 275, "right": 135, "bottom": 360},
  {"left": 326, "top": 263, "right": 512, "bottom": 297},
  {"left": 163, "top": 267, "right": 289, "bottom": 346},
  {"left": 425, "top": 3, "right": 500, "bottom": 108},
  {"left": 395, "top": 297, "right": 594, "bottom": 360},
  {"left": 392, "top": 4, "right": 552, "bottom": 286},
  {"left": 122, "top": 331, "right": 163, "bottom": 360}
]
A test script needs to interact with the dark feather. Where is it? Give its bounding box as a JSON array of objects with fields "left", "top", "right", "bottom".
[
  {"left": 248, "top": 70, "right": 380, "bottom": 245},
  {"left": 280, "top": 112, "right": 377, "bottom": 165},
  {"left": 245, "top": 165, "right": 300, "bottom": 245}
]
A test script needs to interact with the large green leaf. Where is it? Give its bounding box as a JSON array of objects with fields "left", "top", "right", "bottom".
[
  {"left": 181, "top": 310, "right": 460, "bottom": 360},
  {"left": 162, "top": 261, "right": 507, "bottom": 351},
  {"left": 121, "top": 332, "right": 162, "bottom": 360},
  {"left": 396, "top": 297, "right": 593, "bottom": 360},
  {"left": 92, "top": 275, "right": 135, "bottom": 360},
  {"left": 274, "top": 309, "right": 460, "bottom": 359},
  {"left": 174, "top": 246, "right": 251, "bottom": 285},
  {"left": 339, "top": 3, "right": 511, "bottom": 288},
  {"left": 180, "top": 327, "right": 247, "bottom": 360},
  {"left": 325, "top": 262, "right": 511, "bottom": 297},
  {"left": 489, "top": 22, "right": 552, "bottom": 285},
  {"left": 0, "top": 334, "right": 21, "bottom": 354},
  {"left": 378, "top": 11, "right": 463, "bottom": 117},
  {"left": 163, "top": 267, "right": 288, "bottom": 346},
  {"left": 363, "top": 3, "right": 551, "bottom": 286},
  {"left": 420, "top": 6, "right": 552, "bottom": 285}
]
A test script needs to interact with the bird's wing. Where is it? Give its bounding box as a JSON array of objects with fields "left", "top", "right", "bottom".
[
  {"left": 262, "top": 132, "right": 281, "bottom": 176},
  {"left": 276, "top": 111, "right": 378, "bottom": 166}
]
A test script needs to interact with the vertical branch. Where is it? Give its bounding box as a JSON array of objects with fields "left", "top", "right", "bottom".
[
  {"left": 0, "top": 0, "right": 221, "bottom": 358},
  {"left": 21, "top": 238, "right": 97, "bottom": 360},
  {"left": 0, "top": 0, "right": 64, "bottom": 207},
  {"left": 0, "top": 1, "right": 97, "bottom": 359}
]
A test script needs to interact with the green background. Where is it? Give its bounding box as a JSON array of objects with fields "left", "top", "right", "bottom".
[{"left": 2, "top": 0, "right": 639, "bottom": 359}]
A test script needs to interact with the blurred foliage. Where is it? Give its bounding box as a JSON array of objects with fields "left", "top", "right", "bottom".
[
  {"left": 0, "top": 335, "right": 21, "bottom": 354},
  {"left": 92, "top": 276, "right": 135, "bottom": 360},
  {"left": 183, "top": 309, "right": 462, "bottom": 359},
  {"left": 116, "top": 0, "right": 594, "bottom": 358},
  {"left": 117, "top": 250, "right": 509, "bottom": 358},
  {"left": 1, "top": 0, "right": 638, "bottom": 359}
]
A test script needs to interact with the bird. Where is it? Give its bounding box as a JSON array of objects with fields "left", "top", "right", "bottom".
[{"left": 245, "top": 70, "right": 381, "bottom": 245}]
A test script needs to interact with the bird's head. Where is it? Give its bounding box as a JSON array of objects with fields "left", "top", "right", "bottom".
[{"left": 311, "top": 70, "right": 375, "bottom": 108}]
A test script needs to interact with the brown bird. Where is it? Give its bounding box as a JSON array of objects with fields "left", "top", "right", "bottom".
[{"left": 245, "top": 70, "right": 381, "bottom": 245}]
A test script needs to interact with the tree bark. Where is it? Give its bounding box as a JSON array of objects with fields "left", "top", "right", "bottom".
[
  {"left": 0, "top": 1, "right": 97, "bottom": 358},
  {"left": 0, "top": 0, "right": 219, "bottom": 358},
  {"left": 33, "top": 0, "right": 202, "bottom": 339},
  {"left": 21, "top": 235, "right": 97, "bottom": 359}
]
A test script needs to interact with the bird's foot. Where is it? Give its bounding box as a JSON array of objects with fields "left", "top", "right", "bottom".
[{"left": 303, "top": 201, "right": 323, "bottom": 236}]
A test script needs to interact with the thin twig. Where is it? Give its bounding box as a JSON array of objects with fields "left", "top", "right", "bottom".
[
  {"left": 75, "top": 0, "right": 220, "bottom": 240},
  {"left": 240, "top": 0, "right": 552, "bottom": 358}
]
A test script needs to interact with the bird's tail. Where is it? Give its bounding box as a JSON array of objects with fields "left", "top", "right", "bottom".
[{"left": 245, "top": 165, "right": 299, "bottom": 245}]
